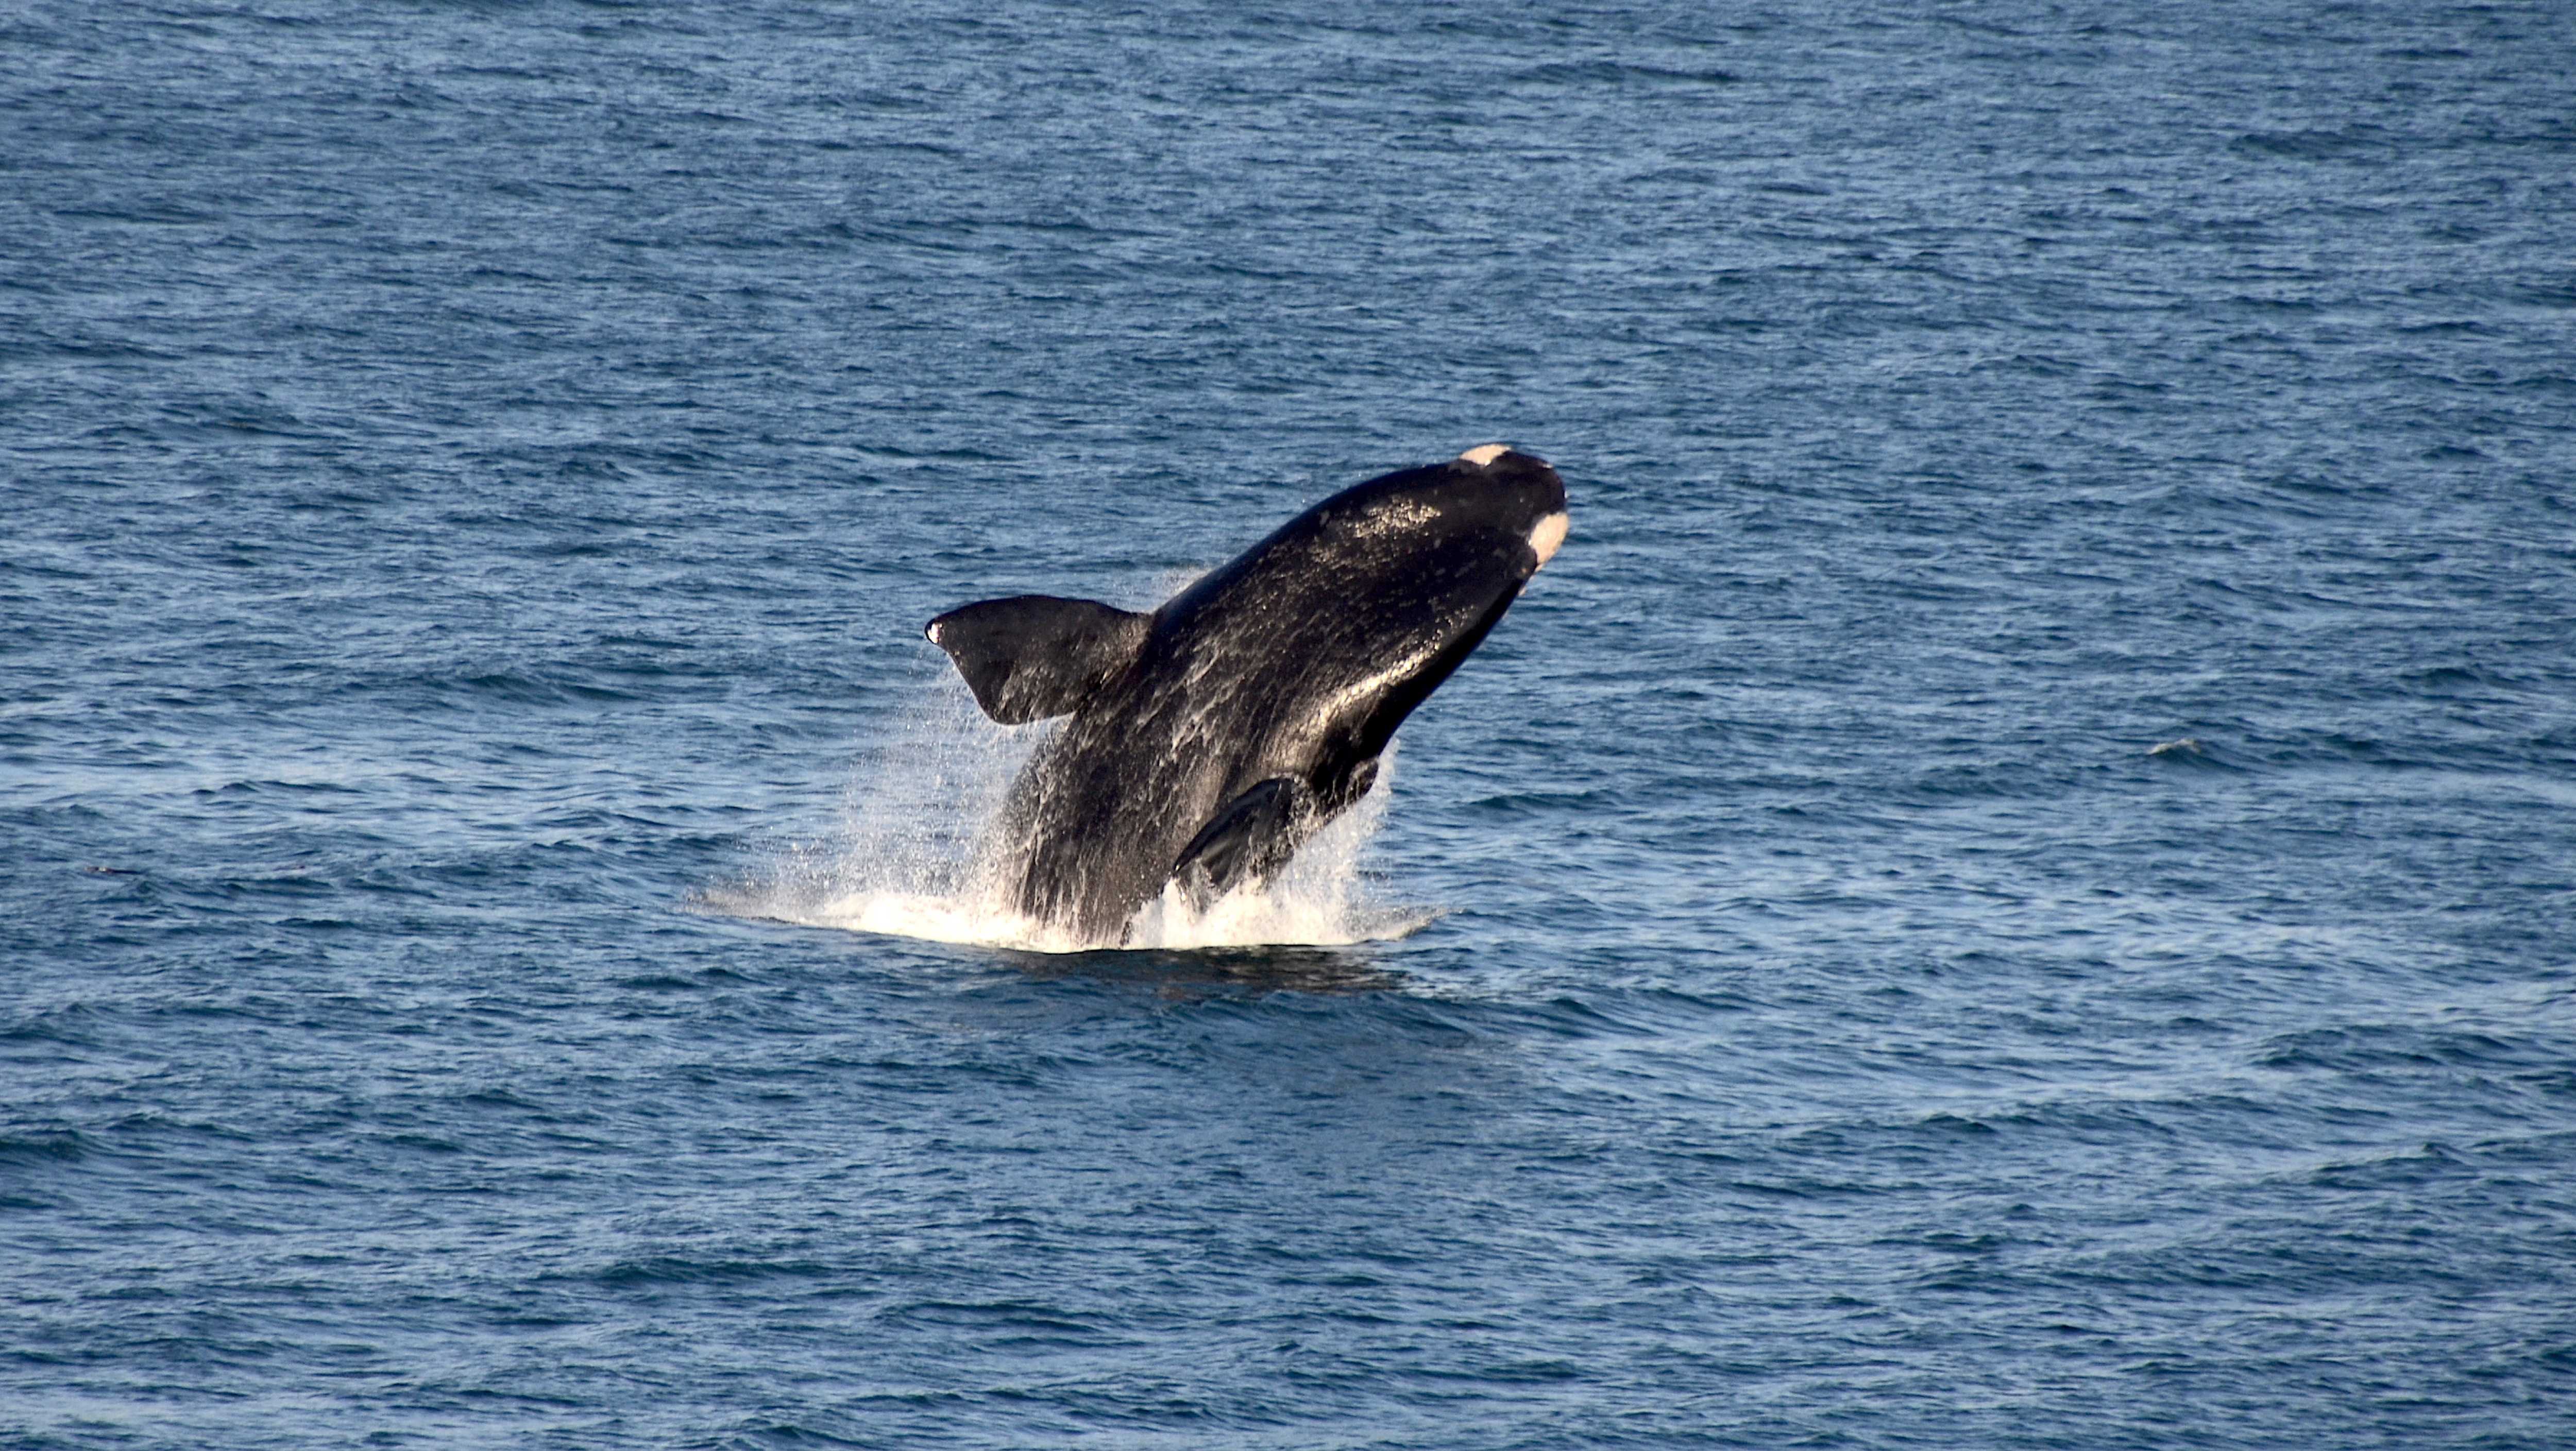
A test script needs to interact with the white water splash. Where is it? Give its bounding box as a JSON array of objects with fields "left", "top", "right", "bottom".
[{"left": 730, "top": 683, "right": 1433, "bottom": 952}]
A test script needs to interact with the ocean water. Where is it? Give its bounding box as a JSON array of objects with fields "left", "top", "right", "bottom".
[{"left": 6, "top": 2, "right": 2575, "bottom": 1446}]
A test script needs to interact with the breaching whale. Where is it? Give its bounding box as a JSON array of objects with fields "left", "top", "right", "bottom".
[{"left": 926, "top": 445, "right": 1568, "bottom": 944}]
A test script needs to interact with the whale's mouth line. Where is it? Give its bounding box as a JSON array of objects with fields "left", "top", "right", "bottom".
[{"left": 1528, "top": 510, "right": 1569, "bottom": 569}]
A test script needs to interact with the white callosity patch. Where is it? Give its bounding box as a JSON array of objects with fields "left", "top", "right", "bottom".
[
  {"left": 1457, "top": 443, "right": 1511, "bottom": 467},
  {"left": 1528, "top": 510, "right": 1569, "bottom": 569}
]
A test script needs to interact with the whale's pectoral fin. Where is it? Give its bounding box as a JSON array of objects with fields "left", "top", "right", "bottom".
[
  {"left": 925, "top": 595, "right": 1153, "bottom": 724},
  {"left": 1172, "top": 776, "right": 1312, "bottom": 909}
]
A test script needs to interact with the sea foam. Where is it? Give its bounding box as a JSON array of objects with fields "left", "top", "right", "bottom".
[{"left": 735, "top": 684, "right": 1430, "bottom": 952}]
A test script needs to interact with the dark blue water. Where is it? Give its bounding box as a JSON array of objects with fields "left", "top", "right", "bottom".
[{"left": 7, "top": 2, "right": 2575, "bottom": 1445}]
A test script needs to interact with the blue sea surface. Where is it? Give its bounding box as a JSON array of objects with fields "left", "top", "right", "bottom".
[{"left": 6, "top": 2, "right": 2575, "bottom": 1446}]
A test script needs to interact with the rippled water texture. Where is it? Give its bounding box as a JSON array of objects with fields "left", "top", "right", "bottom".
[{"left": 5, "top": 2, "right": 2574, "bottom": 1447}]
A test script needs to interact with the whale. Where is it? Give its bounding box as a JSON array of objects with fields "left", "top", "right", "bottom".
[{"left": 924, "top": 445, "right": 1569, "bottom": 944}]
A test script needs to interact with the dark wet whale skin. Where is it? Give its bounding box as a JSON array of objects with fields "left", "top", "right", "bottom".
[{"left": 929, "top": 449, "right": 1567, "bottom": 942}]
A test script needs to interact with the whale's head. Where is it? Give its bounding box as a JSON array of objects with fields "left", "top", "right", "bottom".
[
  {"left": 1448, "top": 443, "right": 1569, "bottom": 572},
  {"left": 1290, "top": 443, "right": 1569, "bottom": 590},
  {"left": 1136, "top": 444, "right": 1565, "bottom": 742}
]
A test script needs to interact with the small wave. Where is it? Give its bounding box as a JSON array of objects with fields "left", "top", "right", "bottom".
[{"left": 0, "top": 1131, "right": 86, "bottom": 1165}]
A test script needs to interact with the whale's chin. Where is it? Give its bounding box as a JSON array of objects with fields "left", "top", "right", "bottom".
[{"left": 1528, "top": 510, "right": 1569, "bottom": 569}]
